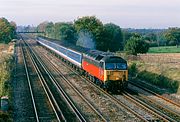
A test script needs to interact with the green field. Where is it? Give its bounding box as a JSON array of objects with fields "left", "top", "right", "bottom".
[{"left": 148, "top": 46, "right": 180, "bottom": 53}]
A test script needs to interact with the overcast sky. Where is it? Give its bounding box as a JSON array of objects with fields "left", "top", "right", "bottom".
[{"left": 0, "top": 0, "right": 180, "bottom": 28}]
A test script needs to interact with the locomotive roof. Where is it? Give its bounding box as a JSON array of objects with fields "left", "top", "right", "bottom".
[
  {"left": 84, "top": 50, "right": 114, "bottom": 61},
  {"left": 101, "top": 56, "right": 127, "bottom": 63},
  {"left": 83, "top": 50, "right": 126, "bottom": 63}
]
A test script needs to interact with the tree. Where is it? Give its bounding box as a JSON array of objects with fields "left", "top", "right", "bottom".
[
  {"left": 156, "top": 31, "right": 167, "bottom": 46},
  {"left": 122, "top": 30, "right": 133, "bottom": 42},
  {"left": 37, "top": 21, "right": 49, "bottom": 36},
  {"left": 74, "top": 16, "right": 103, "bottom": 49},
  {"left": 54, "top": 22, "right": 76, "bottom": 44},
  {"left": 45, "top": 22, "right": 54, "bottom": 38},
  {"left": 37, "top": 21, "right": 49, "bottom": 32},
  {"left": 164, "top": 27, "right": 180, "bottom": 47},
  {"left": 0, "top": 18, "right": 16, "bottom": 43},
  {"left": 144, "top": 33, "right": 157, "bottom": 42},
  {"left": 100, "top": 23, "right": 123, "bottom": 52},
  {"left": 125, "top": 36, "right": 149, "bottom": 55}
]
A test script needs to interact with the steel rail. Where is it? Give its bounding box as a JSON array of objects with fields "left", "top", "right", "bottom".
[
  {"left": 25, "top": 40, "right": 87, "bottom": 122},
  {"left": 129, "top": 81, "right": 180, "bottom": 108},
  {"left": 37, "top": 48, "right": 108, "bottom": 122},
  {"left": 22, "top": 38, "right": 64, "bottom": 122},
  {"left": 48, "top": 49, "right": 176, "bottom": 122},
  {"left": 34, "top": 37, "right": 173, "bottom": 122},
  {"left": 20, "top": 40, "right": 39, "bottom": 122},
  {"left": 128, "top": 87, "right": 180, "bottom": 119},
  {"left": 38, "top": 44, "right": 149, "bottom": 122},
  {"left": 124, "top": 91, "right": 175, "bottom": 122}
]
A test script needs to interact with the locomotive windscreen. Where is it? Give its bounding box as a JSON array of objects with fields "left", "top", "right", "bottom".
[
  {"left": 105, "top": 63, "right": 127, "bottom": 70},
  {"left": 103, "top": 56, "right": 127, "bottom": 70}
]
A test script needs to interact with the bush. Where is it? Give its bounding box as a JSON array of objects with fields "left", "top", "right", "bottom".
[
  {"left": 137, "top": 70, "right": 179, "bottom": 92},
  {"left": 0, "top": 111, "right": 11, "bottom": 121},
  {"left": 125, "top": 36, "right": 149, "bottom": 55},
  {"left": 128, "top": 63, "right": 137, "bottom": 77}
]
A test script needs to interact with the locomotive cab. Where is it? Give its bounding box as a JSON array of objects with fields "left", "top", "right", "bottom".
[
  {"left": 82, "top": 50, "right": 128, "bottom": 92},
  {"left": 102, "top": 56, "right": 128, "bottom": 92}
]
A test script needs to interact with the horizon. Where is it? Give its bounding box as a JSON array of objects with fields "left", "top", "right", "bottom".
[
  {"left": 0, "top": 0, "right": 180, "bottom": 29},
  {"left": 16, "top": 25, "right": 169, "bottom": 30}
]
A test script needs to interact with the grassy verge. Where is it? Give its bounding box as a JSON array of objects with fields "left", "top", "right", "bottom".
[
  {"left": 148, "top": 46, "right": 180, "bottom": 53},
  {"left": 0, "top": 57, "right": 13, "bottom": 96},
  {"left": 128, "top": 62, "right": 180, "bottom": 94},
  {"left": 0, "top": 44, "right": 14, "bottom": 121},
  {"left": 137, "top": 71, "right": 179, "bottom": 92},
  {"left": 0, "top": 111, "right": 11, "bottom": 121}
]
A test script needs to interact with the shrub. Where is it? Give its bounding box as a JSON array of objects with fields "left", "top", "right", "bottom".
[
  {"left": 128, "top": 63, "right": 137, "bottom": 77},
  {"left": 0, "top": 111, "right": 10, "bottom": 121},
  {"left": 137, "top": 70, "right": 179, "bottom": 92}
]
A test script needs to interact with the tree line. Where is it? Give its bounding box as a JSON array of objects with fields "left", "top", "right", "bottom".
[
  {"left": 36, "top": 16, "right": 125, "bottom": 52},
  {"left": 0, "top": 17, "right": 16, "bottom": 43},
  {"left": 126, "top": 28, "right": 180, "bottom": 47},
  {"left": 34, "top": 16, "right": 180, "bottom": 55},
  {"left": 36, "top": 16, "right": 141, "bottom": 54}
]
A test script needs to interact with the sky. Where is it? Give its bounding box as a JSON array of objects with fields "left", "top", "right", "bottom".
[{"left": 0, "top": 0, "right": 180, "bottom": 28}]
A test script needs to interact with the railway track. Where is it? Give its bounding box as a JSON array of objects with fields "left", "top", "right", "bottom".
[
  {"left": 20, "top": 39, "right": 63, "bottom": 121},
  {"left": 26, "top": 38, "right": 109, "bottom": 121},
  {"left": 129, "top": 80, "right": 180, "bottom": 108},
  {"left": 31, "top": 38, "right": 172, "bottom": 122},
  {"left": 23, "top": 38, "right": 88, "bottom": 122},
  {"left": 20, "top": 39, "right": 39, "bottom": 121},
  {"left": 127, "top": 82, "right": 180, "bottom": 122},
  {"left": 13, "top": 39, "right": 37, "bottom": 121},
  {"left": 38, "top": 52, "right": 108, "bottom": 121}
]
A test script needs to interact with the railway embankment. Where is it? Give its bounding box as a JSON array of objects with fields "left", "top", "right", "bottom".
[
  {"left": 128, "top": 57, "right": 180, "bottom": 94},
  {"left": 0, "top": 43, "right": 15, "bottom": 121}
]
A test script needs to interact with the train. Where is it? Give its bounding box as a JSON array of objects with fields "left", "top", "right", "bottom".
[{"left": 36, "top": 37, "right": 128, "bottom": 92}]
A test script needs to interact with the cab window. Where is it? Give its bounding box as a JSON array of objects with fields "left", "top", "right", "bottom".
[
  {"left": 116, "top": 63, "right": 127, "bottom": 70},
  {"left": 105, "top": 63, "right": 116, "bottom": 70},
  {"left": 105, "top": 63, "right": 127, "bottom": 70}
]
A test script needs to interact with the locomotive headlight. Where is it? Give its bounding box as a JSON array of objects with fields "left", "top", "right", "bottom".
[{"left": 116, "top": 77, "right": 120, "bottom": 80}]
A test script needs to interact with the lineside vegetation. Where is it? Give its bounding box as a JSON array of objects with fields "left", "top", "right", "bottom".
[
  {"left": 0, "top": 47, "right": 14, "bottom": 121},
  {"left": 128, "top": 62, "right": 180, "bottom": 93},
  {"left": 0, "top": 17, "right": 16, "bottom": 121},
  {"left": 0, "top": 17, "right": 16, "bottom": 43}
]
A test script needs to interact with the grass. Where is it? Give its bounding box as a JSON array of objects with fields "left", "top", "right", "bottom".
[
  {"left": 0, "top": 43, "right": 14, "bottom": 96},
  {"left": 0, "top": 55, "right": 12, "bottom": 97},
  {"left": 0, "top": 111, "right": 11, "bottom": 121},
  {"left": 0, "top": 43, "right": 14, "bottom": 121},
  {"left": 128, "top": 61, "right": 180, "bottom": 94},
  {"left": 148, "top": 46, "right": 180, "bottom": 53}
]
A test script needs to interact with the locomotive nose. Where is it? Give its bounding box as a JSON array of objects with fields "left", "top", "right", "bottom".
[
  {"left": 115, "top": 77, "right": 120, "bottom": 80},
  {"left": 106, "top": 71, "right": 127, "bottom": 81}
]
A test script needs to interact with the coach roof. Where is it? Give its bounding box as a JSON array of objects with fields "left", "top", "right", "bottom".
[{"left": 38, "top": 36, "right": 89, "bottom": 53}]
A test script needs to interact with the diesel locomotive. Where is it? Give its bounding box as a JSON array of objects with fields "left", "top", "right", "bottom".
[{"left": 37, "top": 37, "right": 128, "bottom": 92}]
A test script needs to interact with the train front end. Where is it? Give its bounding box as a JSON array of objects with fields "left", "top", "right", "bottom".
[{"left": 103, "top": 56, "right": 128, "bottom": 92}]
